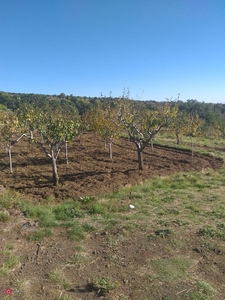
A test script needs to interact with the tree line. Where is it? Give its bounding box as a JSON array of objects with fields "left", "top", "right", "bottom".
[
  {"left": 1, "top": 91, "right": 225, "bottom": 124},
  {"left": 0, "top": 91, "right": 225, "bottom": 187}
]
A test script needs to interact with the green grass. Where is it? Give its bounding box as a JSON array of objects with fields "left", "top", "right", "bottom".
[
  {"left": 48, "top": 269, "right": 70, "bottom": 289},
  {"left": 93, "top": 277, "right": 115, "bottom": 296},
  {"left": 187, "top": 280, "right": 216, "bottom": 299},
  {"left": 197, "top": 223, "right": 225, "bottom": 240},
  {"left": 26, "top": 228, "right": 52, "bottom": 241},
  {"left": 58, "top": 296, "right": 74, "bottom": 300},
  {"left": 70, "top": 253, "right": 88, "bottom": 266},
  {"left": 148, "top": 257, "right": 194, "bottom": 282},
  {"left": 0, "top": 190, "right": 21, "bottom": 209},
  {"left": 1, "top": 162, "right": 225, "bottom": 244},
  {"left": 0, "top": 245, "right": 19, "bottom": 278},
  {"left": 0, "top": 211, "right": 10, "bottom": 222}
]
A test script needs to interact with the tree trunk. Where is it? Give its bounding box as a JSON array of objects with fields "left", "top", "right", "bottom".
[
  {"left": 150, "top": 139, "right": 154, "bottom": 151},
  {"left": 109, "top": 141, "right": 113, "bottom": 160},
  {"left": 8, "top": 147, "right": 13, "bottom": 173},
  {"left": 51, "top": 150, "right": 59, "bottom": 186},
  {"left": 136, "top": 143, "right": 144, "bottom": 170},
  {"left": 176, "top": 133, "right": 180, "bottom": 145},
  {"left": 65, "top": 142, "right": 68, "bottom": 165},
  {"left": 190, "top": 136, "right": 194, "bottom": 159}
]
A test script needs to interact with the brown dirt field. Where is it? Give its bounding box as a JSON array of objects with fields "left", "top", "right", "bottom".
[
  {"left": 0, "top": 132, "right": 222, "bottom": 201},
  {"left": 0, "top": 132, "right": 224, "bottom": 300}
]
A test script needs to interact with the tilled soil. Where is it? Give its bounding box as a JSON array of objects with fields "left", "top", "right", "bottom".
[
  {"left": 0, "top": 132, "right": 222, "bottom": 201},
  {"left": 0, "top": 132, "right": 224, "bottom": 299}
]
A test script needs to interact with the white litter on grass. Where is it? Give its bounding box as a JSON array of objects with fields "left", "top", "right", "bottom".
[{"left": 129, "top": 204, "right": 135, "bottom": 209}]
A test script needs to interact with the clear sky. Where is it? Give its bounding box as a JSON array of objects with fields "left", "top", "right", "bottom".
[{"left": 0, "top": 0, "right": 224, "bottom": 103}]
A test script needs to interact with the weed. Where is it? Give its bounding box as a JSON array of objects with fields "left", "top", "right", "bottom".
[
  {"left": 0, "top": 211, "right": 10, "bottom": 222},
  {"left": 58, "top": 295, "right": 74, "bottom": 300},
  {"left": 74, "top": 245, "right": 84, "bottom": 252},
  {"left": 197, "top": 223, "right": 225, "bottom": 240},
  {"left": 0, "top": 190, "right": 20, "bottom": 209},
  {"left": 0, "top": 245, "right": 19, "bottom": 278},
  {"left": 48, "top": 269, "right": 70, "bottom": 289},
  {"left": 67, "top": 221, "right": 85, "bottom": 240},
  {"left": 21, "top": 203, "right": 58, "bottom": 227},
  {"left": 70, "top": 253, "right": 88, "bottom": 266},
  {"left": 0, "top": 268, "right": 8, "bottom": 277},
  {"left": 148, "top": 228, "right": 172, "bottom": 241},
  {"left": 157, "top": 220, "right": 170, "bottom": 227},
  {"left": 166, "top": 208, "right": 180, "bottom": 215},
  {"left": 45, "top": 195, "right": 56, "bottom": 204},
  {"left": 173, "top": 218, "right": 189, "bottom": 226},
  {"left": 207, "top": 207, "right": 225, "bottom": 219},
  {"left": 82, "top": 223, "right": 96, "bottom": 232},
  {"left": 105, "top": 233, "right": 126, "bottom": 247},
  {"left": 118, "top": 296, "right": 130, "bottom": 300},
  {"left": 197, "top": 225, "right": 216, "bottom": 237},
  {"left": 53, "top": 200, "right": 84, "bottom": 220},
  {"left": 5, "top": 244, "right": 14, "bottom": 251},
  {"left": 187, "top": 280, "right": 215, "bottom": 299},
  {"left": 216, "top": 222, "right": 225, "bottom": 229},
  {"left": 9, "top": 278, "right": 32, "bottom": 299},
  {"left": 141, "top": 186, "right": 151, "bottom": 194},
  {"left": 88, "top": 203, "right": 106, "bottom": 214},
  {"left": 26, "top": 228, "right": 52, "bottom": 241},
  {"left": 197, "top": 280, "right": 215, "bottom": 296},
  {"left": 161, "top": 196, "right": 174, "bottom": 203},
  {"left": 148, "top": 257, "right": 194, "bottom": 282},
  {"left": 186, "top": 205, "right": 200, "bottom": 213},
  {"left": 155, "top": 229, "right": 172, "bottom": 238},
  {"left": 78, "top": 195, "right": 96, "bottom": 204},
  {"left": 170, "top": 181, "right": 188, "bottom": 189},
  {"left": 93, "top": 277, "right": 115, "bottom": 296}
]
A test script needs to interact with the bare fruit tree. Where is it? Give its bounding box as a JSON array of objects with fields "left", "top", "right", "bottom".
[{"left": 118, "top": 101, "right": 177, "bottom": 170}]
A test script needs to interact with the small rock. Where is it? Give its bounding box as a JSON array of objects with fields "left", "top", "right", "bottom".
[
  {"left": 193, "top": 247, "right": 202, "bottom": 253},
  {"left": 213, "top": 248, "right": 223, "bottom": 255},
  {"left": 21, "top": 222, "right": 32, "bottom": 230}
]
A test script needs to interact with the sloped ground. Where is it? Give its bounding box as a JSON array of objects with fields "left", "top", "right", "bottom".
[
  {"left": 0, "top": 132, "right": 222, "bottom": 201},
  {"left": 0, "top": 132, "right": 224, "bottom": 299}
]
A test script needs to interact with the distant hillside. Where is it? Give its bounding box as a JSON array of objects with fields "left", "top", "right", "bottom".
[{"left": 0, "top": 91, "right": 225, "bottom": 126}]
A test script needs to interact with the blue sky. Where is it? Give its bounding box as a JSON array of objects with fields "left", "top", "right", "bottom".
[{"left": 0, "top": 0, "right": 224, "bottom": 103}]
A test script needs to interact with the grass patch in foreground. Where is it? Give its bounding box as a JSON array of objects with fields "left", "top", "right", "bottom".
[
  {"left": 0, "top": 211, "right": 10, "bottom": 222},
  {"left": 197, "top": 223, "right": 225, "bottom": 240},
  {"left": 70, "top": 253, "right": 89, "bottom": 267},
  {"left": 187, "top": 280, "right": 216, "bottom": 299},
  {"left": 26, "top": 228, "right": 52, "bottom": 241},
  {"left": 48, "top": 268, "right": 70, "bottom": 289},
  {"left": 0, "top": 190, "right": 21, "bottom": 210},
  {"left": 66, "top": 221, "right": 86, "bottom": 240},
  {"left": 148, "top": 257, "right": 194, "bottom": 282},
  {"left": 0, "top": 245, "right": 19, "bottom": 278},
  {"left": 93, "top": 277, "right": 115, "bottom": 296}
]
